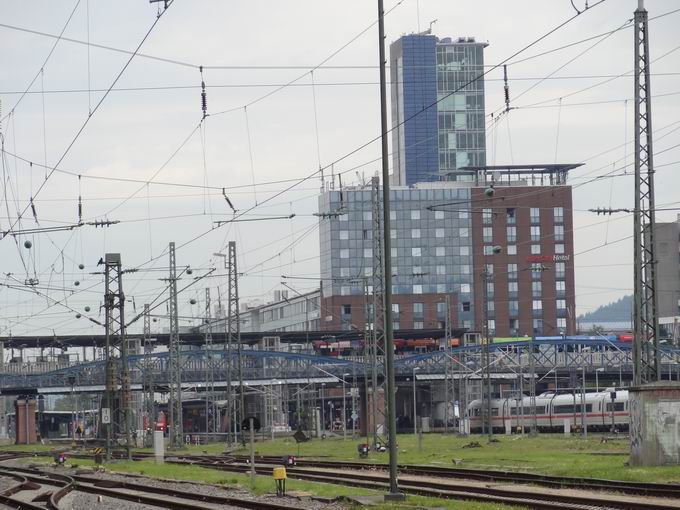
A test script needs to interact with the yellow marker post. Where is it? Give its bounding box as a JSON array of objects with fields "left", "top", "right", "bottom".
[{"left": 273, "top": 467, "right": 286, "bottom": 496}]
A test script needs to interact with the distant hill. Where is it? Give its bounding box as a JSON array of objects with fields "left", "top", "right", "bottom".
[{"left": 578, "top": 295, "right": 632, "bottom": 322}]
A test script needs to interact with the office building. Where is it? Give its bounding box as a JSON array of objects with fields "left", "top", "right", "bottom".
[
  {"left": 390, "top": 34, "right": 487, "bottom": 186},
  {"left": 318, "top": 165, "right": 578, "bottom": 338},
  {"left": 656, "top": 215, "right": 680, "bottom": 319}
]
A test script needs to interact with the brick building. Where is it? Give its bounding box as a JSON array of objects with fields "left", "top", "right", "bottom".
[{"left": 318, "top": 165, "right": 578, "bottom": 337}]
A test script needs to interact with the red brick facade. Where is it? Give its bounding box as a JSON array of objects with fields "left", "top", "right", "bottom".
[{"left": 471, "top": 185, "right": 576, "bottom": 337}]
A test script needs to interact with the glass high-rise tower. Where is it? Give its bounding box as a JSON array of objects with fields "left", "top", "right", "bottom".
[{"left": 390, "top": 34, "right": 488, "bottom": 186}]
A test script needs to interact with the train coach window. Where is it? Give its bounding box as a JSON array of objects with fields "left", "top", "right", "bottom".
[
  {"left": 553, "top": 404, "right": 592, "bottom": 414},
  {"left": 606, "top": 402, "right": 625, "bottom": 412}
]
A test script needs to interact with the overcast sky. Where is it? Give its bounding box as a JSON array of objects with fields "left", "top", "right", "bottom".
[{"left": 0, "top": 0, "right": 678, "bottom": 338}]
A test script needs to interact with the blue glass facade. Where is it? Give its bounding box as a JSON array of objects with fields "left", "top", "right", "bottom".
[
  {"left": 391, "top": 35, "right": 487, "bottom": 185},
  {"left": 390, "top": 35, "right": 439, "bottom": 186}
]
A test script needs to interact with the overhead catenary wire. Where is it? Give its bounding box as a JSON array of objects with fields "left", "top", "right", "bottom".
[
  {"left": 1, "top": 6, "right": 678, "bottom": 76},
  {"left": 0, "top": 0, "right": 82, "bottom": 125},
  {"left": 2, "top": 1, "right": 176, "bottom": 238}
]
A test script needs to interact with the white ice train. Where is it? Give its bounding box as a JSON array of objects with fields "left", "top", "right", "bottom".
[{"left": 467, "top": 389, "right": 629, "bottom": 433}]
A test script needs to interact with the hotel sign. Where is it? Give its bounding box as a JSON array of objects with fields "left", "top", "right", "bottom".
[{"left": 525, "top": 254, "right": 571, "bottom": 263}]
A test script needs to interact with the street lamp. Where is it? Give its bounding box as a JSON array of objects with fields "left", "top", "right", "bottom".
[
  {"left": 342, "top": 373, "right": 350, "bottom": 441},
  {"left": 412, "top": 367, "right": 420, "bottom": 438},
  {"left": 595, "top": 367, "right": 604, "bottom": 392},
  {"left": 320, "top": 383, "right": 326, "bottom": 435}
]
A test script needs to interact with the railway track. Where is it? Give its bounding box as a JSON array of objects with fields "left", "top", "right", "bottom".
[
  {"left": 0, "top": 464, "right": 300, "bottom": 510},
  {"left": 217, "top": 453, "right": 680, "bottom": 500},
  {"left": 7, "top": 450, "right": 680, "bottom": 509},
  {"left": 167, "top": 455, "right": 680, "bottom": 510}
]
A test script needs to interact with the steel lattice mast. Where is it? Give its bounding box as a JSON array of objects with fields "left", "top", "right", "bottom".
[
  {"left": 370, "top": 175, "right": 387, "bottom": 447},
  {"left": 103, "top": 253, "right": 132, "bottom": 460},
  {"left": 227, "top": 241, "right": 245, "bottom": 444},
  {"left": 632, "top": 0, "right": 660, "bottom": 385},
  {"left": 204, "top": 288, "right": 216, "bottom": 437},
  {"left": 142, "top": 303, "right": 155, "bottom": 447},
  {"left": 167, "top": 242, "right": 183, "bottom": 448},
  {"left": 443, "top": 295, "right": 454, "bottom": 434}
]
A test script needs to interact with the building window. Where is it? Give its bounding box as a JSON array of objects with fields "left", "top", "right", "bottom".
[
  {"left": 508, "top": 281, "right": 518, "bottom": 294},
  {"left": 339, "top": 230, "right": 348, "bottom": 240},
  {"left": 412, "top": 247, "right": 422, "bottom": 257},
  {"left": 506, "top": 208, "right": 516, "bottom": 224},
  {"left": 483, "top": 227, "right": 493, "bottom": 243},
  {"left": 531, "top": 244, "right": 541, "bottom": 255},
  {"left": 391, "top": 248, "right": 397, "bottom": 258},
  {"left": 436, "top": 283, "right": 446, "bottom": 293},
  {"left": 507, "top": 244, "right": 517, "bottom": 255},
  {"left": 411, "top": 228, "right": 421, "bottom": 239},
  {"left": 413, "top": 302, "right": 424, "bottom": 314},
  {"left": 390, "top": 210, "right": 396, "bottom": 221},
  {"left": 364, "top": 248, "right": 372, "bottom": 258},
  {"left": 509, "top": 318, "right": 519, "bottom": 333},
  {"left": 554, "top": 207, "right": 564, "bottom": 224},
  {"left": 531, "top": 225, "right": 541, "bottom": 241},
  {"left": 531, "top": 263, "right": 543, "bottom": 280},
  {"left": 530, "top": 207, "right": 540, "bottom": 224},
  {"left": 460, "top": 284, "right": 471, "bottom": 294},
  {"left": 483, "top": 245, "right": 494, "bottom": 255},
  {"left": 557, "top": 299, "right": 566, "bottom": 310},
  {"left": 340, "top": 249, "right": 349, "bottom": 259},
  {"left": 533, "top": 319, "right": 543, "bottom": 334},
  {"left": 487, "top": 319, "right": 496, "bottom": 334},
  {"left": 462, "top": 301, "right": 471, "bottom": 312},
  {"left": 532, "top": 281, "right": 542, "bottom": 297},
  {"left": 555, "top": 262, "right": 566, "bottom": 278},
  {"left": 393, "top": 322, "right": 400, "bottom": 331},
  {"left": 412, "top": 265, "right": 422, "bottom": 275},
  {"left": 483, "top": 208, "right": 492, "bottom": 224},
  {"left": 555, "top": 243, "right": 565, "bottom": 254},
  {"left": 532, "top": 300, "right": 542, "bottom": 311},
  {"left": 508, "top": 263, "right": 518, "bottom": 280},
  {"left": 390, "top": 229, "right": 397, "bottom": 239},
  {"left": 340, "top": 267, "right": 350, "bottom": 277},
  {"left": 459, "top": 210, "right": 469, "bottom": 219},
  {"left": 507, "top": 226, "right": 517, "bottom": 242},
  {"left": 436, "top": 301, "right": 446, "bottom": 315},
  {"left": 460, "top": 246, "right": 470, "bottom": 256},
  {"left": 555, "top": 225, "right": 564, "bottom": 241},
  {"left": 460, "top": 227, "right": 469, "bottom": 237},
  {"left": 341, "top": 286, "right": 350, "bottom": 296},
  {"left": 461, "top": 265, "right": 470, "bottom": 274},
  {"left": 487, "top": 301, "right": 495, "bottom": 312},
  {"left": 436, "top": 265, "right": 446, "bottom": 275},
  {"left": 436, "top": 247, "right": 445, "bottom": 257},
  {"left": 339, "top": 213, "right": 348, "bottom": 222},
  {"left": 486, "top": 282, "right": 494, "bottom": 297},
  {"left": 435, "top": 228, "right": 445, "bottom": 238},
  {"left": 413, "top": 284, "right": 423, "bottom": 294},
  {"left": 557, "top": 317, "right": 567, "bottom": 329},
  {"left": 363, "top": 211, "right": 372, "bottom": 221},
  {"left": 411, "top": 210, "right": 420, "bottom": 220},
  {"left": 435, "top": 210, "right": 444, "bottom": 220},
  {"left": 509, "top": 300, "right": 519, "bottom": 314},
  {"left": 392, "top": 303, "right": 400, "bottom": 314},
  {"left": 556, "top": 281, "right": 566, "bottom": 292},
  {"left": 413, "top": 320, "right": 424, "bottom": 330},
  {"left": 485, "top": 263, "right": 494, "bottom": 276}
]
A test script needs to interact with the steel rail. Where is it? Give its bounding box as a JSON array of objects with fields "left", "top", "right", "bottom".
[{"left": 170, "top": 459, "right": 680, "bottom": 510}]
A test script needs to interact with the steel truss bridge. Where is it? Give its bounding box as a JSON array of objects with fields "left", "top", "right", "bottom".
[{"left": 1, "top": 338, "right": 679, "bottom": 395}]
